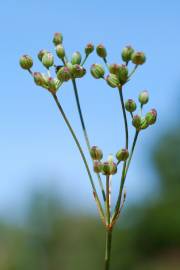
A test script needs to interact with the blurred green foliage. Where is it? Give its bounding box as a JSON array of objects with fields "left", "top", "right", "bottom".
[{"left": 0, "top": 127, "right": 180, "bottom": 269}]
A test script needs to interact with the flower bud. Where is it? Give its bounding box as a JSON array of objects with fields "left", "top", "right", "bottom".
[
  {"left": 101, "top": 162, "right": 111, "bottom": 175},
  {"left": 131, "top": 51, "right": 146, "bottom": 65},
  {"left": 53, "top": 32, "right": 63, "bottom": 45},
  {"left": 72, "top": 64, "right": 86, "bottom": 78},
  {"left": 48, "top": 77, "right": 58, "bottom": 93},
  {"left": 106, "top": 74, "right": 119, "bottom": 88},
  {"left": 96, "top": 44, "right": 107, "bottom": 58},
  {"left": 145, "top": 109, "right": 157, "bottom": 125},
  {"left": 85, "top": 43, "right": 94, "bottom": 55},
  {"left": 118, "top": 65, "right": 128, "bottom": 84},
  {"left": 42, "top": 52, "right": 54, "bottom": 68},
  {"left": 125, "top": 99, "right": 137, "bottom": 112},
  {"left": 121, "top": 46, "right": 134, "bottom": 62},
  {"left": 109, "top": 64, "right": 120, "bottom": 75},
  {"left": 71, "top": 51, "right": 82, "bottom": 65},
  {"left": 90, "top": 64, "right": 105, "bottom": 79},
  {"left": 33, "top": 72, "right": 44, "bottom": 86},
  {"left": 90, "top": 146, "right": 103, "bottom": 160},
  {"left": 110, "top": 162, "right": 117, "bottom": 175},
  {"left": 138, "top": 90, "right": 149, "bottom": 105},
  {"left": 56, "top": 44, "right": 65, "bottom": 59},
  {"left": 38, "top": 50, "right": 49, "bottom": 61},
  {"left": 116, "top": 149, "right": 129, "bottom": 162},
  {"left": 19, "top": 55, "right": 33, "bottom": 70},
  {"left": 140, "top": 117, "right": 149, "bottom": 130},
  {"left": 57, "top": 67, "right": 71, "bottom": 82},
  {"left": 93, "top": 161, "right": 102, "bottom": 173},
  {"left": 132, "top": 115, "right": 141, "bottom": 129}
]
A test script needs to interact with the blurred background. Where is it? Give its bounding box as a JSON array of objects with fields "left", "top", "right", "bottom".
[{"left": 0, "top": 0, "right": 180, "bottom": 269}]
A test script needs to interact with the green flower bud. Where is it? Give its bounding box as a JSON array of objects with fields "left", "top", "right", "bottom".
[
  {"left": 138, "top": 90, "right": 149, "bottom": 105},
  {"left": 109, "top": 64, "right": 120, "bottom": 75},
  {"left": 116, "top": 149, "right": 129, "bottom": 162},
  {"left": 85, "top": 43, "right": 94, "bottom": 55},
  {"left": 19, "top": 55, "right": 33, "bottom": 70},
  {"left": 93, "top": 161, "right": 102, "bottom": 173},
  {"left": 57, "top": 67, "right": 71, "bottom": 82},
  {"left": 145, "top": 109, "right": 157, "bottom": 125},
  {"left": 125, "top": 99, "right": 137, "bottom": 112},
  {"left": 72, "top": 64, "right": 86, "bottom": 78},
  {"left": 38, "top": 50, "right": 49, "bottom": 61},
  {"left": 131, "top": 51, "right": 146, "bottom": 65},
  {"left": 90, "top": 64, "right": 105, "bottom": 79},
  {"left": 140, "top": 117, "right": 149, "bottom": 130},
  {"left": 118, "top": 65, "right": 128, "bottom": 84},
  {"left": 101, "top": 162, "right": 111, "bottom": 175},
  {"left": 56, "top": 44, "right": 65, "bottom": 59},
  {"left": 47, "top": 77, "right": 58, "bottom": 93},
  {"left": 71, "top": 51, "right": 82, "bottom": 65},
  {"left": 53, "top": 32, "right": 63, "bottom": 45},
  {"left": 132, "top": 115, "right": 141, "bottom": 129},
  {"left": 90, "top": 146, "right": 103, "bottom": 160},
  {"left": 106, "top": 74, "right": 119, "bottom": 88},
  {"left": 96, "top": 44, "right": 107, "bottom": 58},
  {"left": 42, "top": 52, "right": 54, "bottom": 68},
  {"left": 121, "top": 46, "right": 134, "bottom": 62},
  {"left": 110, "top": 162, "right": 117, "bottom": 175},
  {"left": 33, "top": 72, "right": 44, "bottom": 86}
]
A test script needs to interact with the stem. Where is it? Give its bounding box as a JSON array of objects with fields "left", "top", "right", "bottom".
[
  {"left": 52, "top": 93, "right": 105, "bottom": 221},
  {"left": 103, "top": 57, "right": 109, "bottom": 69},
  {"left": 104, "top": 229, "right": 112, "bottom": 270},
  {"left": 71, "top": 79, "right": 106, "bottom": 202},
  {"left": 81, "top": 55, "right": 88, "bottom": 66},
  {"left": 106, "top": 176, "right": 110, "bottom": 226},
  {"left": 128, "top": 65, "right": 138, "bottom": 80},
  {"left": 125, "top": 130, "right": 139, "bottom": 177}
]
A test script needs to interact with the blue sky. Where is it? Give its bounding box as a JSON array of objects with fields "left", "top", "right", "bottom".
[{"left": 0, "top": 0, "right": 180, "bottom": 221}]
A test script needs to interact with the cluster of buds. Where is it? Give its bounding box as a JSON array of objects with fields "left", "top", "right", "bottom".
[{"left": 19, "top": 33, "right": 95, "bottom": 94}]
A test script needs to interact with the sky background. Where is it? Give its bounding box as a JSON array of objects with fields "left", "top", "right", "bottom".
[{"left": 0, "top": 0, "right": 180, "bottom": 222}]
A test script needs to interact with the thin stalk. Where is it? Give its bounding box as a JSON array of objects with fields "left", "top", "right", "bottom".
[
  {"left": 106, "top": 175, "right": 110, "bottom": 226},
  {"left": 81, "top": 55, "right": 88, "bottom": 66},
  {"left": 128, "top": 64, "right": 138, "bottom": 80},
  {"left": 52, "top": 93, "right": 105, "bottom": 221},
  {"left": 71, "top": 78, "right": 106, "bottom": 202},
  {"left": 103, "top": 57, "right": 109, "bottom": 69},
  {"left": 104, "top": 229, "right": 112, "bottom": 270},
  {"left": 125, "top": 130, "right": 139, "bottom": 177}
]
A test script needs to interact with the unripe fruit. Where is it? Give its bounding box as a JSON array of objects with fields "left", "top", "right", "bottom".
[
  {"left": 116, "top": 149, "right": 129, "bottom": 162},
  {"left": 71, "top": 51, "right": 82, "bottom": 65},
  {"left": 101, "top": 162, "right": 111, "bottom": 175},
  {"left": 48, "top": 77, "right": 58, "bottom": 93},
  {"left": 38, "top": 50, "right": 48, "bottom": 61},
  {"left": 33, "top": 72, "right": 44, "bottom": 86},
  {"left": 42, "top": 52, "right": 54, "bottom": 68},
  {"left": 90, "top": 146, "right": 103, "bottom": 160},
  {"left": 132, "top": 115, "right": 141, "bottom": 129},
  {"left": 56, "top": 44, "right": 65, "bottom": 59},
  {"left": 140, "top": 117, "right": 149, "bottom": 130},
  {"left": 125, "top": 99, "right": 137, "bottom": 112},
  {"left": 57, "top": 67, "right": 71, "bottom": 82},
  {"left": 110, "top": 162, "right": 117, "bottom": 175},
  {"left": 90, "top": 64, "right": 105, "bottom": 79},
  {"left": 121, "top": 46, "right": 134, "bottom": 62},
  {"left": 72, "top": 64, "right": 86, "bottom": 78},
  {"left": 109, "top": 64, "right": 120, "bottom": 75},
  {"left": 138, "top": 90, "right": 149, "bottom": 105},
  {"left": 53, "top": 32, "right": 63, "bottom": 45},
  {"left": 106, "top": 74, "right": 119, "bottom": 88},
  {"left": 118, "top": 64, "right": 128, "bottom": 84},
  {"left": 85, "top": 43, "right": 94, "bottom": 55},
  {"left": 145, "top": 109, "right": 157, "bottom": 125},
  {"left": 96, "top": 44, "right": 107, "bottom": 58},
  {"left": 19, "top": 55, "right": 33, "bottom": 70},
  {"left": 131, "top": 51, "right": 146, "bottom": 65},
  {"left": 93, "top": 161, "right": 102, "bottom": 173}
]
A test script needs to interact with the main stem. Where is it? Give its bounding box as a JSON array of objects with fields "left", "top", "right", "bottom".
[{"left": 104, "top": 229, "right": 112, "bottom": 270}]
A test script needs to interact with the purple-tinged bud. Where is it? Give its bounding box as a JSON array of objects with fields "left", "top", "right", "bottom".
[
  {"left": 145, "top": 109, "right": 157, "bottom": 125},
  {"left": 38, "top": 50, "right": 49, "bottom": 61},
  {"left": 93, "top": 161, "right": 102, "bottom": 173},
  {"left": 47, "top": 77, "right": 58, "bottom": 93},
  {"left": 90, "top": 146, "right": 103, "bottom": 160},
  {"left": 125, "top": 99, "right": 137, "bottom": 112},
  {"left": 19, "top": 55, "right": 33, "bottom": 70},
  {"left": 121, "top": 46, "right": 134, "bottom": 62},
  {"left": 90, "top": 64, "right": 105, "bottom": 79},
  {"left": 132, "top": 114, "right": 141, "bottom": 129},
  {"left": 102, "top": 162, "right": 111, "bottom": 175},
  {"left": 118, "top": 64, "right": 128, "bottom": 84},
  {"left": 96, "top": 44, "right": 107, "bottom": 58},
  {"left": 42, "top": 52, "right": 54, "bottom": 68},
  {"left": 71, "top": 51, "right": 82, "bottom": 65},
  {"left": 131, "top": 51, "right": 146, "bottom": 65},
  {"left": 72, "top": 64, "right": 86, "bottom": 78},
  {"left": 53, "top": 32, "right": 63, "bottom": 45},
  {"left": 116, "top": 149, "right": 129, "bottom": 162},
  {"left": 140, "top": 117, "right": 149, "bottom": 130},
  {"left": 57, "top": 67, "right": 71, "bottom": 82},
  {"left": 85, "top": 43, "right": 94, "bottom": 55},
  {"left": 110, "top": 162, "right": 117, "bottom": 175},
  {"left": 138, "top": 90, "right": 149, "bottom": 105},
  {"left": 56, "top": 44, "right": 65, "bottom": 59},
  {"left": 106, "top": 74, "right": 119, "bottom": 88},
  {"left": 109, "top": 64, "right": 120, "bottom": 75},
  {"left": 33, "top": 72, "right": 44, "bottom": 86}
]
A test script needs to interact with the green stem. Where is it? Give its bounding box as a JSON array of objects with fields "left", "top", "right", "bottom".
[
  {"left": 52, "top": 93, "right": 105, "bottom": 221},
  {"left": 71, "top": 79, "right": 106, "bottom": 202},
  {"left": 106, "top": 176, "right": 110, "bottom": 226},
  {"left": 104, "top": 229, "right": 112, "bottom": 270},
  {"left": 128, "top": 65, "right": 138, "bottom": 80},
  {"left": 125, "top": 130, "right": 139, "bottom": 177},
  {"left": 81, "top": 55, "right": 88, "bottom": 66},
  {"left": 103, "top": 57, "right": 109, "bottom": 69}
]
